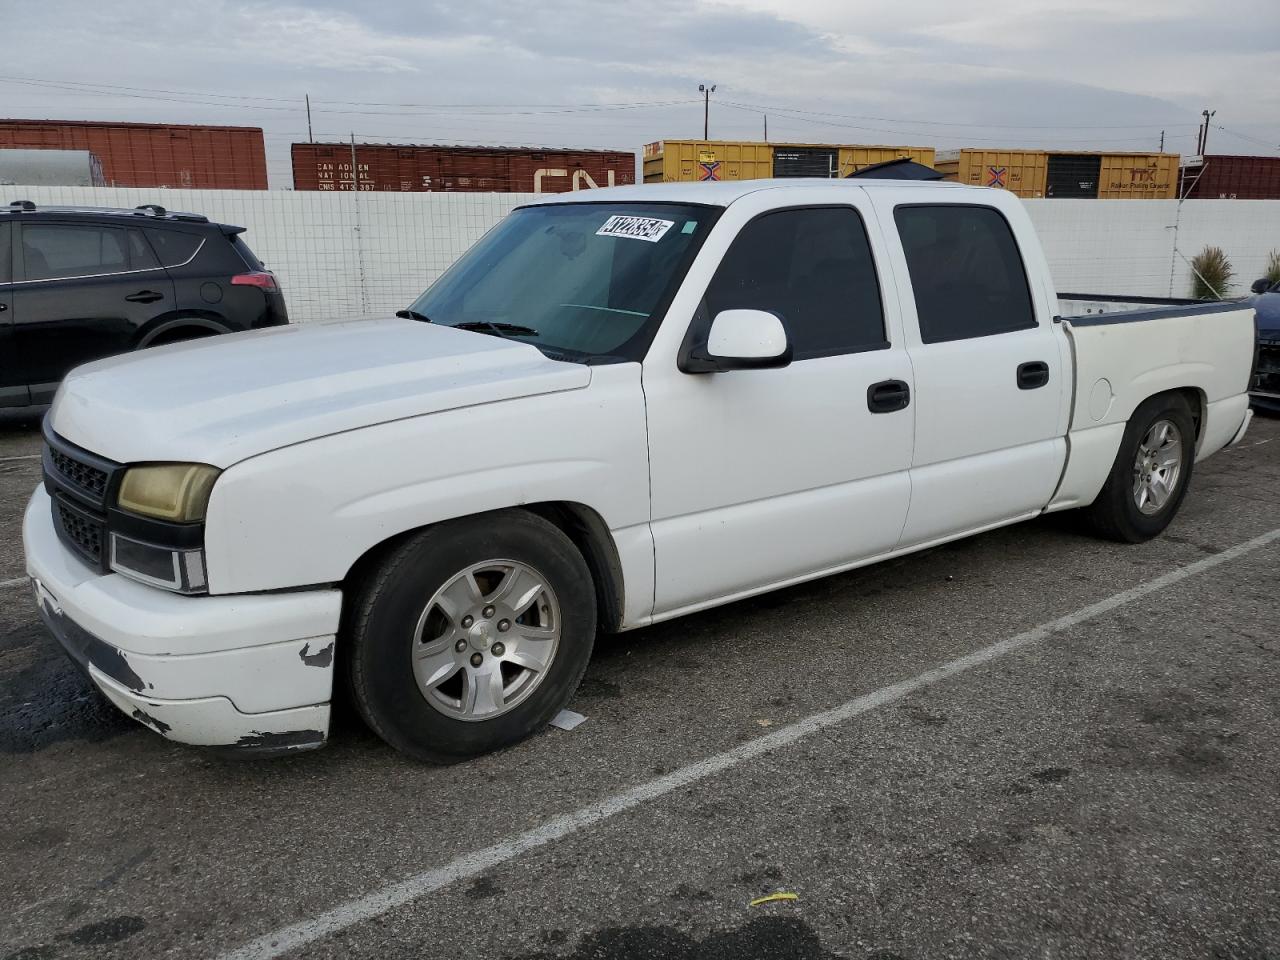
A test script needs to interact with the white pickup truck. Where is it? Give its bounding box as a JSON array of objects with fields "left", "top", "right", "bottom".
[{"left": 24, "top": 179, "right": 1255, "bottom": 761}]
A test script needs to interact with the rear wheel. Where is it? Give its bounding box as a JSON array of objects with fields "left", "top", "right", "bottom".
[
  {"left": 346, "top": 511, "right": 596, "bottom": 763},
  {"left": 1083, "top": 393, "right": 1196, "bottom": 543}
]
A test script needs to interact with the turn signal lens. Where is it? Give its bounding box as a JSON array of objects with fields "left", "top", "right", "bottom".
[{"left": 117, "top": 464, "right": 221, "bottom": 522}]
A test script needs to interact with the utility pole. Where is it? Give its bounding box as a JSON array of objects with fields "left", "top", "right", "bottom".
[
  {"left": 763, "top": 114, "right": 768, "bottom": 142},
  {"left": 305, "top": 94, "right": 313, "bottom": 143},
  {"left": 1159, "top": 129, "right": 1164, "bottom": 152},
  {"left": 1199, "top": 109, "right": 1216, "bottom": 155},
  {"left": 698, "top": 84, "right": 716, "bottom": 140}
]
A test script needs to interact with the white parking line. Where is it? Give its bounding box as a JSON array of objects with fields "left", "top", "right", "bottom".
[
  {"left": 1, "top": 577, "right": 28, "bottom": 590},
  {"left": 221, "top": 525, "right": 1280, "bottom": 960},
  {"left": 0, "top": 454, "right": 40, "bottom": 462}
]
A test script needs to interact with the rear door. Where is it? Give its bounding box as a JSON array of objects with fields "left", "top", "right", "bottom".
[
  {"left": 871, "top": 194, "right": 1071, "bottom": 545},
  {"left": 0, "top": 221, "right": 27, "bottom": 409},
  {"left": 13, "top": 220, "right": 175, "bottom": 403}
]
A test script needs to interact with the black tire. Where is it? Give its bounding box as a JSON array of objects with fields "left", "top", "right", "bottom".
[
  {"left": 1083, "top": 393, "right": 1197, "bottom": 543},
  {"left": 346, "top": 510, "right": 596, "bottom": 763}
]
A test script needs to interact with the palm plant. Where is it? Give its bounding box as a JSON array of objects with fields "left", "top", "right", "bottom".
[
  {"left": 1265, "top": 249, "right": 1280, "bottom": 285},
  {"left": 1189, "top": 246, "right": 1234, "bottom": 300}
]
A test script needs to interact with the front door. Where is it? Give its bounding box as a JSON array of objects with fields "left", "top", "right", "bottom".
[
  {"left": 874, "top": 196, "right": 1071, "bottom": 545},
  {"left": 13, "top": 221, "right": 173, "bottom": 404},
  {"left": 643, "top": 190, "right": 915, "bottom": 619}
]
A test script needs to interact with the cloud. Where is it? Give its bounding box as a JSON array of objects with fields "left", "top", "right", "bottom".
[{"left": 2, "top": 0, "right": 1276, "bottom": 186}]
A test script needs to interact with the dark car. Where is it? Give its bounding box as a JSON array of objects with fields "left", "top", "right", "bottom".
[
  {"left": 1249, "top": 277, "right": 1280, "bottom": 414},
  {"left": 0, "top": 200, "right": 287, "bottom": 414}
]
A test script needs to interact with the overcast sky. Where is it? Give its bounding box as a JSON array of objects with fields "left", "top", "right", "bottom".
[{"left": 4, "top": 0, "right": 1278, "bottom": 187}]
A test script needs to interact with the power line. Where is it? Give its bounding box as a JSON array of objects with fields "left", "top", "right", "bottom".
[
  {"left": 718, "top": 98, "right": 1200, "bottom": 131},
  {"left": 0, "top": 75, "right": 699, "bottom": 114},
  {"left": 716, "top": 101, "right": 1198, "bottom": 144}
]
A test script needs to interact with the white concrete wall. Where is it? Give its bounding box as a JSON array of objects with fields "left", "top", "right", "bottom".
[
  {"left": 1024, "top": 198, "right": 1280, "bottom": 298},
  {"left": 9, "top": 186, "right": 1279, "bottom": 320}
]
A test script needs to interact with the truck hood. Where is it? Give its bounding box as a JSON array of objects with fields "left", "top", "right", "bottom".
[{"left": 50, "top": 318, "right": 591, "bottom": 466}]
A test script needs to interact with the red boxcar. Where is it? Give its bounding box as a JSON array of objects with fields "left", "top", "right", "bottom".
[
  {"left": 291, "top": 143, "right": 635, "bottom": 193},
  {"left": 0, "top": 120, "right": 268, "bottom": 190},
  {"left": 1179, "top": 154, "right": 1280, "bottom": 200}
]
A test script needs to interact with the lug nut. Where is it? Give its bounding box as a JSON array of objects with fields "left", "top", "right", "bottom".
[
  {"left": 497, "top": 619, "right": 511, "bottom": 632},
  {"left": 470, "top": 653, "right": 483, "bottom": 667},
  {"left": 461, "top": 615, "right": 474, "bottom": 629},
  {"left": 482, "top": 605, "right": 495, "bottom": 618},
  {"left": 491, "top": 642, "right": 505, "bottom": 657},
  {"left": 454, "top": 639, "right": 467, "bottom": 653}
]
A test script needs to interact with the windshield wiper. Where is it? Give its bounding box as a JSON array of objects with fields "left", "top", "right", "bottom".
[
  {"left": 453, "top": 321, "right": 540, "bottom": 338},
  {"left": 396, "top": 308, "right": 432, "bottom": 323}
]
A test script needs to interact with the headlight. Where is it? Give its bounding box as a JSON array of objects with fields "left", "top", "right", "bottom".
[{"left": 117, "top": 463, "right": 220, "bottom": 522}]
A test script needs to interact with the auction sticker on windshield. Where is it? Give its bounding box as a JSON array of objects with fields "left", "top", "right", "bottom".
[{"left": 596, "top": 215, "right": 675, "bottom": 243}]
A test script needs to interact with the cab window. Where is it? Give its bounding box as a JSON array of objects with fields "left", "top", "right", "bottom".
[
  {"left": 894, "top": 205, "right": 1036, "bottom": 343},
  {"left": 703, "top": 206, "right": 887, "bottom": 360}
]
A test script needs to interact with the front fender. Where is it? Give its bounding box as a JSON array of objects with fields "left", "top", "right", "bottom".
[{"left": 202, "top": 365, "right": 652, "bottom": 614}]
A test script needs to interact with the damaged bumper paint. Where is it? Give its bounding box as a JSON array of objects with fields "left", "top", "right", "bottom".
[{"left": 23, "top": 487, "right": 343, "bottom": 755}]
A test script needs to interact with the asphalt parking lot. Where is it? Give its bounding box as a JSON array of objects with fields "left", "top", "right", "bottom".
[{"left": 2, "top": 413, "right": 1278, "bottom": 960}]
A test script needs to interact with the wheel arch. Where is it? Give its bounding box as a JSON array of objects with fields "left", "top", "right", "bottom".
[
  {"left": 341, "top": 501, "right": 628, "bottom": 634},
  {"left": 1132, "top": 385, "right": 1205, "bottom": 448},
  {"left": 136, "top": 314, "right": 231, "bottom": 348}
]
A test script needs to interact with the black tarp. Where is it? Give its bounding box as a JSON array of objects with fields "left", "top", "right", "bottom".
[{"left": 845, "top": 158, "right": 944, "bottom": 181}]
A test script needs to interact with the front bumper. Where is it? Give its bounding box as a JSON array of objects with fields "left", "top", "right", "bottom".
[{"left": 24, "top": 486, "right": 343, "bottom": 754}]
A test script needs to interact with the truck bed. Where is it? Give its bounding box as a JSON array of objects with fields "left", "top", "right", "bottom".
[{"left": 1057, "top": 293, "right": 1246, "bottom": 320}]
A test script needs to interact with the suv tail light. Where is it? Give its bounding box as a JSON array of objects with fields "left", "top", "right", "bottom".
[{"left": 230, "top": 270, "right": 279, "bottom": 293}]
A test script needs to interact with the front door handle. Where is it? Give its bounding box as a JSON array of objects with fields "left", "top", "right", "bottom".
[
  {"left": 867, "top": 379, "right": 911, "bottom": 413},
  {"left": 125, "top": 290, "right": 164, "bottom": 304},
  {"left": 1017, "top": 361, "right": 1050, "bottom": 390},
  {"left": 0, "top": 302, "right": 7, "bottom": 312}
]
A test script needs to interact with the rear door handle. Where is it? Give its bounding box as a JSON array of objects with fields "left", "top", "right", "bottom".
[
  {"left": 0, "top": 302, "right": 7, "bottom": 312},
  {"left": 1017, "top": 361, "right": 1050, "bottom": 390},
  {"left": 125, "top": 290, "right": 164, "bottom": 304},
  {"left": 867, "top": 379, "right": 911, "bottom": 413}
]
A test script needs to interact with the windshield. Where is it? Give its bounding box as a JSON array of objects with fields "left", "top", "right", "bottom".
[{"left": 409, "top": 202, "right": 715, "bottom": 362}]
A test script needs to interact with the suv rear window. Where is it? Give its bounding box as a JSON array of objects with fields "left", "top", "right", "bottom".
[
  {"left": 145, "top": 229, "right": 203, "bottom": 268},
  {"left": 228, "top": 234, "right": 264, "bottom": 271}
]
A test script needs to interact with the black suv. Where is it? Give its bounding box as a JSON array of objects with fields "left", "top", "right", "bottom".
[{"left": 1, "top": 201, "right": 288, "bottom": 413}]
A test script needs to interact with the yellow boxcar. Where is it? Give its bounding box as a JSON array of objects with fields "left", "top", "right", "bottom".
[
  {"left": 642, "top": 140, "right": 774, "bottom": 183},
  {"left": 1097, "top": 153, "right": 1179, "bottom": 199},
  {"left": 642, "top": 140, "right": 935, "bottom": 183},
  {"left": 938, "top": 149, "right": 1179, "bottom": 199},
  {"left": 935, "top": 149, "right": 1049, "bottom": 198}
]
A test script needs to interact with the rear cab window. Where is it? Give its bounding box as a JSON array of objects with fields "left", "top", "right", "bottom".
[{"left": 894, "top": 204, "right": 1036, "bottom": 343}]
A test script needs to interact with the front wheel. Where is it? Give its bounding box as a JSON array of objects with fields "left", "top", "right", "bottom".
[
  {"left": 1083, "top": 393, "right": 1197, "bottom": 543},
  {"left": 346, "top": 511, "right": 596, "bottom": 763}
]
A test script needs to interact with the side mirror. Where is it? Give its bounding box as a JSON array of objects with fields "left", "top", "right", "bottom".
[
  {"left": 679, "top": 309, "right": 792, "bottom": 373},
  {"left": 1251, "top": 278, "right": 1273, "bottom": 295}
]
